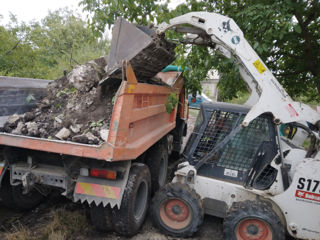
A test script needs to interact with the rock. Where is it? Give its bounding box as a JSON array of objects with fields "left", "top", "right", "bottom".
[
  {"left": 23, "top": 112, "right": 35, "bottom": 122},
  {"left": 72, "top": 134, "right": 89, "bottom": 144},
  {"left": 7, "top": 114, "right": 20, "bottom": 128},
  {"left": 67, "top": 64, "right": 100, "bottom": 92},
  {"left": 55, "top": 127, "right": 71, "bottom": 140},
  {"left": 70, "top": 124, "right": 82, "bottom": 134},
  {"left": 12, "top": 122, "right": 25, "bottom": 135},
  {"left": 100, "top": 129, "right": 109, "bottom": 142},
  {"left": 54, "top": 117, "right": 63, "bottom": 124},
  {"left": 85, "top": 132, "right": 99, "bottom": 144},
  {"left": 26, "top": 122, "right": 39, "bottom": 136}
]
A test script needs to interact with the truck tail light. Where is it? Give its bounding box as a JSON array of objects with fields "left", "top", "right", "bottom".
[{"left": 90, "top": 169, "right": 117, "bottom": 180}]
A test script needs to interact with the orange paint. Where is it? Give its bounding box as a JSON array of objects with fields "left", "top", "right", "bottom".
[{"left": 0, "top": 62, "right": 187, "bottom": 162}]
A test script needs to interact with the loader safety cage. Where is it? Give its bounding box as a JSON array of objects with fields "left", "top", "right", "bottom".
[{"left": 183, "top": 102, "right": 279, "bottom": 189}]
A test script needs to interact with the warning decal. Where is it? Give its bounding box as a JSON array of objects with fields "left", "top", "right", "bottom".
[{"left": 253, "top": 59, "right": 266, "bottom": 74}]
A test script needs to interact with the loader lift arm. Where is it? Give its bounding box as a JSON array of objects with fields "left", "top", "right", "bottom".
[{"left": 157, "top": 12, "right": 320, "bottom": 127}]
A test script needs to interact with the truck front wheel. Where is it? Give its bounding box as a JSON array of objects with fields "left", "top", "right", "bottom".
[
  {"left": 112, "top": 163, "right": 151, "bottom": 237},
  {"left": 146, "top": 139, "right": 168, "bottom": 193}
]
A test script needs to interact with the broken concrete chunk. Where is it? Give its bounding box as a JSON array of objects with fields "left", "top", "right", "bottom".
[
  {"left": 68, "top": 64, "right": 100, "bottom": 92},
  {"left": 26, "top": 122, "right": 39, "bottom": 136},
  {"left": 55, "top": 127, "right": 71, "bottom": 140},
  {"left": 12, "top": 122, "right": 25, "bottom": 135},
  {"left": 86, "top": 132, "right": 100, "bottom": 144},
  {"left": 54, "top": 117, "right": 63, "bottom": 124},
  {"left": 7, "top": 114, "right": 20, "bottom": 127},
  {"left": 100, "top": 129, "right": 109, "bottom": 142},
  {"left": 70, "top": 124, "right": 82, "bottom": 134}
]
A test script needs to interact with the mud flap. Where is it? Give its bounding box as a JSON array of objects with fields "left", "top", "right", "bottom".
[{"left": 73, "top": 161, "right": 131, "bottom": 208}]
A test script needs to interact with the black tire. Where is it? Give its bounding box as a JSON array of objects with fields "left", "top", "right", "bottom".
[
  {"left": 224, "top": 200, "right": 285, "bottom": 240},
  {"left": 0, "top": 172, "right": 44, "bottom": 211},
  {"left": 112, "top": 163, "right": 151, "bottom": 237},
  {"left": 146, "top": 139, "right": 168, "bottom": 193},
  {"left": 90, "top": 203, "right": 113, "bottom": 232},
  {"left": 11, "top": 184, "right": 45, "bottom": 210},
  {"left": 0, "top": 172, "right": 16, "bottom": 209},
  {"left": 151, "top": 182, "right": 203, "bottom": 237}
]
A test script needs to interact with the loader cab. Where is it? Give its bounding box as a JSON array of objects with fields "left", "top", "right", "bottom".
[{"left": 183, "top": 102, "right": 279, "bottom": 190}]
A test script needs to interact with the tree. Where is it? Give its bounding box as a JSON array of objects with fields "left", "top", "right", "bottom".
[
  {"left": 0, "top": 9, "right": 108, "bottom": 80},
  {"left": 80, "top": 0, "right": 320, "bottom": 101}
]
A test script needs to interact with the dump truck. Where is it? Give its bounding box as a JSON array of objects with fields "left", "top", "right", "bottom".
[{"left": 0, "top": 19, "right": 188, "bottom": 237}]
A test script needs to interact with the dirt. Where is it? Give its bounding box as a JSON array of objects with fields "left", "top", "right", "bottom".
[{"left": 1, "top": 58, "right": 121, "bottom": 145}]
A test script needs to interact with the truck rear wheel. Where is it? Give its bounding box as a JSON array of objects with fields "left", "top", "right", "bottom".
[
  {"left": 0, "top": 172, "right": 44, "bottom": 211},
  {"left": 90, "top": 204, "right": 113, "bottom": 232},
  {"left": 223, "top": 200, "right": 285, "bottom": 240},
  {"left": 112, "top": 163, "right": 151, "bottom": 237},
  {"left": 146, "top": 139, "right": 168, "bottom": 193},
  {"left": 151, "top": 182, "right": 203, "bottom": 237}
]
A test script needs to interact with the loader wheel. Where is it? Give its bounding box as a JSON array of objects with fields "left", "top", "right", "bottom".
[
  {"left": 90, "top": 204, "right": 113, "bottom": 232},
  {"left": 224, "top": 200, "right": 285, "bottom": 240},
  {"left": 151, "top": 182, "right": 203, "bottom": 237},
  {"left": 112, "top": 163, "right": 151, "bottom": 237},
  {"left": 146, "top": 140, "right": 168, "bottom": 193}
]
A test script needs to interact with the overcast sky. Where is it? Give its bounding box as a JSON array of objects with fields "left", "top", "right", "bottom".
[{"left": 0, "top": 0, "right": 185, "bottom": 25}]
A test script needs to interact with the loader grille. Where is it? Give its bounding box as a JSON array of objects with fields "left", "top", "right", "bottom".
[{"left": 192, "top": 110, "right": 270, "bottom": 171}]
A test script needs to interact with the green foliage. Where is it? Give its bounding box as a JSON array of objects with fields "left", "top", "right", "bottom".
[
  {"left": 81, "top": 0, "right": 320, "bottom": 102},
  {"left": 165, "top": 93, "right": 178, "bottom": 114},
  {"left": 0, "top": 8, "right": 109, "bottom": 80}
]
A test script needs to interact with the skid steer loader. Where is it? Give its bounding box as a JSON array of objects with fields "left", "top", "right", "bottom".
[{"left": 151, "top": 12, "right": 320, "bottom": 240}]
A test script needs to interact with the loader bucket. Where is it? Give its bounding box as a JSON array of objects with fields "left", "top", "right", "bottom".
[{"left": 105, "top": 18, "right": 176, "bottom": 82}]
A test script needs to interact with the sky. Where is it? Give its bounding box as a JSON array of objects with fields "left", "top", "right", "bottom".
[{"left": 0, "top": 0, "right": 185, "bottom": 25}]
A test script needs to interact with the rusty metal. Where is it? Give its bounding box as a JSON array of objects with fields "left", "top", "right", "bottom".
[
  {"left": 0, "top": 62, "right": 186, "bottom": 162},
  {"left": 104, "top": 18, "right": 176, "bottom": 84}
]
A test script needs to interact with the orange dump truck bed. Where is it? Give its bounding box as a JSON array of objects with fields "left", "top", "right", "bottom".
[{"left": 0, "top": 62, "right": 186, "bottom": 161}]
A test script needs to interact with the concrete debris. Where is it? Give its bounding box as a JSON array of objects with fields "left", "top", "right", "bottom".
[
  {"left": 7, "top": 114, "right": 20, "bottom": 127},
  {"left": 55, "top": 127, "right": 71, "bottom": 140},
  {"left": 12, "top": 122, "right": 25, "bottom": 135},
  {"left": 26, "top": 122, "right": 39, "bottom": 136},
  {"left": 70, "top": 124, "right": 82, "bottom": 134},
  {"left": 99, "top": 129, "right": 109, "bottom": 142}
]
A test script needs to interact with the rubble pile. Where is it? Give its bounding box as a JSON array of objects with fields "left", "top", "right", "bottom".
[{"left": 2, "top": 57, "right": 120, "bottom": 145}]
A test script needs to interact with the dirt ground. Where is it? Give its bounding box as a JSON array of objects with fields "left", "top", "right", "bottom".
[{"left": 0, "top": 109, "right": 227, "bottom": 240}]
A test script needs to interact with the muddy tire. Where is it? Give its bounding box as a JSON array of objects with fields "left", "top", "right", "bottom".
[
  {"left": 0, "top": 172, "right": 44, "bottom": 211},
  {"left": 90, "top": 204, "right": 113, "bottom": 232},
  {"left": 112, "top": 163, "right": 151, "bottom": 237},
  {"left": 146, "top": 139, "right": 168, "bottom": 193},
  {"left": 11, "top": 184, "right": 45, "bottom": 210},
  {"left": 151, "top": 182, "right": 203, "bottom": 237},
  {"left": 224, "top": 200, "right": 285, "bottom": 240},
  {"left": 0, "top": 173, "right": 16, "bottom": 209}
]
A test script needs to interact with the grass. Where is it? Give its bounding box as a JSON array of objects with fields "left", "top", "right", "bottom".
[{"left": 5, "top": 206, "right": 91, "bottom": 240}]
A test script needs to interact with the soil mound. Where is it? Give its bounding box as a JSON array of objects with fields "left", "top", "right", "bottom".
[{"left": 2, "top": 57, "right": 120, "bottom": 144}]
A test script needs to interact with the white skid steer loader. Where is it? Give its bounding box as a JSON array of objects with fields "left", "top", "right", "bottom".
[{"left": 151, "top": 12, "right": 320, "bottom": 240}]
